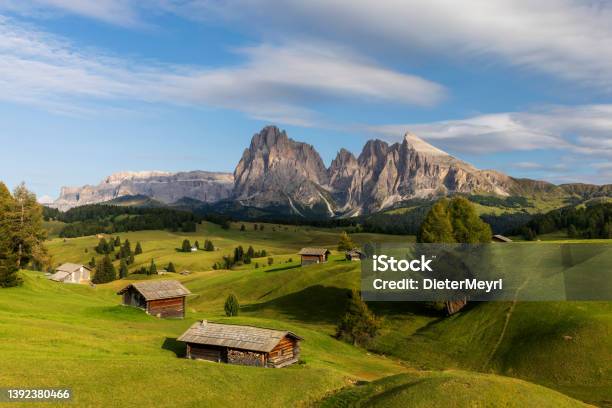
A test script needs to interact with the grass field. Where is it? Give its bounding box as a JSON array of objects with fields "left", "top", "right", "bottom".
[{"left": 1, "top": 222, "right": 609, "bottom": 407}]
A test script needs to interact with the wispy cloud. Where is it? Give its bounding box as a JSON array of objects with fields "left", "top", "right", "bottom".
[
  {"left": 167, "top": 0, "right": 612, "bottom": 91},
  {"left": 367, "top": 105, "right": 612, "bottom": 159},
  {"left": 0, "top": 16, "right": 445, "bottom": 125}
]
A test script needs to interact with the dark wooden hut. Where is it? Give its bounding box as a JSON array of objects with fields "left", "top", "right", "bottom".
[
  {"left": 346, "top": 249, "right": 365, "bottom": 261},
  {"left": 299, "top": 247, "right": 330, "bottom": 265},
  {"left": 117, "top": 280, "right": 191, "bottom": 318},
  {"left": 178, "top": 321, "right": 302, "bottom": 368}
]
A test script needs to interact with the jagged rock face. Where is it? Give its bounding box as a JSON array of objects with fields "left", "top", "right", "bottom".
[
  {"left": 52, "top": 171, "right": 233, "bottom": 211},
  {"left": 327, "top": 133, "right": 514, "bottom": 214},
  {"left": 233, "top": 126, "right": 332, "bottom": 214}
]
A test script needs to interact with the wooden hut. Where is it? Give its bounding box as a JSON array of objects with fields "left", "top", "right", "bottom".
[
  {"left": 346, "top": 249, "right": 365, "bottom": 261},
  {"left": 117, "top": 280, "right": 191, "bottom": 318},
  {"left": 299, "top": 248, "right": 330, "bottom": 265},
  {"left": 178, "top": 321, "right": 302, "bottom": 368},
  {"left": 49, "top": 263, "right": 92, "bottom": 284},
  {"left": 492, "top": 234, "right": 513, "bottom": 243}
]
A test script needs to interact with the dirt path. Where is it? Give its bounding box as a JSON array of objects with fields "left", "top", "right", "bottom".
[{"left": 482, "top": 277, "right": 530, "bottom": 371}]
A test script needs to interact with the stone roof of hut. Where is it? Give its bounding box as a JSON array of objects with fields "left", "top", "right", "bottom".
[
  {"left": 56, "top": 263, "right": 91, "bottom": 273},
  {"left": 117, "top": 280, "right": 191, "bottom": 301},
  {"left": 178, "top": 321, "right": 302, "bottom": 353}
]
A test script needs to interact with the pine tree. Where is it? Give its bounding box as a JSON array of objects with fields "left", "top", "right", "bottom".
[
  {"left": 93, "top": 255, "right": 116, "bottom": 284},
  {"left": 167, "top": 262, "right": 176, "bottom": 273},
  {"left": 417, "top": 199, "right": 454, "bottom": 243},
  {"left": 149, "top": 259, "right": 157, "bottom": 275},
  {"left": 10, "top": 184, "right": 48, "bottom": 269},
  {"left": 240, "top": 224, "right": 246, "bottom": 231},
  {"left": 194, "top": 240, "right": 200, "bottom": 250},
  {"left": 234, "top": 246, "right": 244, "bottom": 262},
  {"left": 0, "top": 185, "right": 20, "bottom": 287},
  {"left": 181, "top": 239, "right": 191, "bottom": 252},
  {"left": 204, "top": 240, "right": 215, "bottom": 251},
  {"left": 336, "top": 289, "right": 380, "bottom": 346},
  {"left": 114, "top": 236, "right": 121, "bottom": 247},
  {"left": 267, "top": 257, "right": 273, "bottom": 266},
  {"left": 337, "top": 231, "right": 356, "bottom": 251},
  {"left": 246, "top": 246, "right": 255, "bottom": 258},
  {"left": 224, "top": 294, "right": 240, "bottom": 317},
  {"left": 128, "top": 254, "right": 135, "bottom": 265},
  {"left": 134, "top": 242, "right": 143, "bottom": 255},
  {"left": 119, "top": 258, "right": 128, "bottom": 279},
  {"left": 96, "top": 238, "right": 110, "bottom": 254},
  {"left": 253, "top": 224, "right": 258, "bottom": 231},
  {"left": 89, "top": 257, "right": 96, "bottom": 268}
]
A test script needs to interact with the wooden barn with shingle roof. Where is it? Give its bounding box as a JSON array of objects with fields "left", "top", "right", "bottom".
[
  {"left": 298, "top": 247, "right": 330, "bottom": 265},
  {"left": 178, "top": 320, "right": 302, "bottom": 368},
  {"left": 117, "top": 280, "right": 191, "bottom": 318}
]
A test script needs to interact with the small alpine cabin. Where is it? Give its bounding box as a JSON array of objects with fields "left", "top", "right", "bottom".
[
  {"left": 117, "top": 280, "right": 191, "bottom": 318},
  {"left": 178, "top": 321, "right": 302, "bottom": 368},
  {"left": 299, "top": 247, "right": 330, "bottom": 266},
  {"left": 49, "top": 263, "right": 92, "bottom": 284},
  {"left": 492, "top": 234, "right": 513, "bottom": 243},
  {"left": 346, "top": 249, "right": 365, "bottom": 261}
]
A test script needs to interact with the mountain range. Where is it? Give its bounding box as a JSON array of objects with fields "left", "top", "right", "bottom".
[{"left": 51, "top": 126, "right": 611, "bottom": 216}]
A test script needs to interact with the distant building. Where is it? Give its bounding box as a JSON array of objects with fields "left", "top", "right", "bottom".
[
  {"left": 117, "top": 280, "right": 191, "bottom": 318},
  {"left": 298, "top": 248, "right": 330, "bottom": 266},
  {"left": 346, "top": 249, "right": 365, "bottom": 261},
  {"left": 492, "top": 234, "right": 513, "bottom": 243},
  {"left": 180, "top": 270, "right": 191, "bottom": 276},
  {"left": 49, "top": 263, "right": 92, "bottom": 284},
  {"left": 191, "top": 247, "right": 198, "bottom": 252},
  {"left": 178, "top": 320, "right": 302, "bottom": 368}
]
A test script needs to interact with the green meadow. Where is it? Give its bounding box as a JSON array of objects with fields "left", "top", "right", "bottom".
[{"left": 1, "top": 222, "right": 609, "bottom": 407}]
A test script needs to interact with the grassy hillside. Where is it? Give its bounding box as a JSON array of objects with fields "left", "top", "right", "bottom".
[
  {"left": 5, "top": 223, "right": 608, "bottom": 406},
  {"left": 319, "top": 371, "right": 592, "bottom": 407},
  {"left": 0, "top": 271, "right": 405, "bottom": 407}
]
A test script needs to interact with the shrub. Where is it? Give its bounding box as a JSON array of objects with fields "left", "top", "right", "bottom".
[{"left": 224, "top": 294, "right": 240, "bottom": 317}]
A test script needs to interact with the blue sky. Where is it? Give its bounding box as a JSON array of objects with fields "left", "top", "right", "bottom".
[{"left": 1, "top": 1, "right": 611, "bottom": 201}]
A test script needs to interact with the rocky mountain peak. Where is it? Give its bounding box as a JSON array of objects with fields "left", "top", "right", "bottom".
[{"left": 402, "top": 132, "right": 449, "bottom": 156}]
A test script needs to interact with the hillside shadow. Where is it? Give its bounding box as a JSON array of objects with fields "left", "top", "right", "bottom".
[
  {"left": 242, "top": 285, "right": 351, "bottom": 324},
  {"left": 264, "top": 264, "right": 301, "bottom": 273},
  {"left": 162, "top": 337, "right": 186, "bottom": 357}
]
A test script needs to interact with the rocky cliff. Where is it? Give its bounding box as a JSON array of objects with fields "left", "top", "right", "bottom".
[
  {"left": 52, "top": 171, "right": 233, "bottom": 211},
  {"left": 233, "top": 127, "right": 515, "bottom": 216}
]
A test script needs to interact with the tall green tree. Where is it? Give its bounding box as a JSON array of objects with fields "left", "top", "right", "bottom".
[
  {"left": 224, "top": 294, "right": 240, "bottom": 317},
  {"left": 336, "top": 289, "right": 380, "bottom": 346},
  {"left": 167, "top": 262, "right": 176, "bottom": 273},
  {"left": 417, "top": 197, "right": 491, "bottom": 243},
  {"left": 181, "top": 239, "right": 191, "bottom": 252},
  {"left": 10, "top": 184, "right": 48, "bottom": 269},
  {"left": 134, "top": 242, "right": 143, "bottom": 255},
  {"left": 148, "top": 259, "right": 157, "bottom": 275},
  {"left": 119, "top": 258, "right": 129, "bottom": 279},
  {"left": 337, "top": 231, "right": 356, "bottom": 251},
  {"left": 204, "top": 240, "right": 215, "bottom": 251},
  {"left": 0, "top": 184, "right": 20, "bottom": 287},
  {"left": 93, "top": 255, "right": 116, "bottom": 284}
]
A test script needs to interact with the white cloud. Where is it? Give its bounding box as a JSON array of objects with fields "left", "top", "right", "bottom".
[
  {"left": 0, "top": 16, "right": 445, "bottom": 124},
  {"left": 167, "top": 0, "right": 612, "bottom": 91},
  {"left": 367, "top": 105, "right": 612, "bottom": 158},
  {"left": 0, "top": 0, "right": 142, "bottom": 26}
]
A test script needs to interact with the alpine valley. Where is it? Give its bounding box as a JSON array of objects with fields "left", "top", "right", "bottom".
[{"left": 51, "top": 126, "right": 612, "bottom": 218}]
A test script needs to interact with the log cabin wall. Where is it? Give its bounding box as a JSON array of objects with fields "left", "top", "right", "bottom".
[
  {"left": 301, "top": 254, "right": 324, "bottom": 265},
  {"left": 147, "top": 296, "right": 185, "bottom": 318},
  {"left": 187, "top": 344, "right": 227, "bottom": 363},
  {"left": 267, "top": 337, "right": 300, "bottom": 368}
]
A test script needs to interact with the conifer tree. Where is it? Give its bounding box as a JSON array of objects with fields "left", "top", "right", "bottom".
[
  {"left": 93, "top": 255, "right": 116, "bottom": 284},
  {"left": 194, "top": 240, "right": 200, "bottom": 250},
  {"left": 167, "top": 262, "right": 176, "bottom": 273},
  {"left": 204, "top": 240, "right": 215, "bottom": 251},
  {"left": 114, "top": 236, "right": 121, "bottom": 247},
  {"left": 134, "top": 242, "right": 143, "bottom": 255},
  {"left": 119, "top": 258, "right": 128, "bottom": 279},
  {"left": 89, "top": 257, "right": 96, "bottom": 268},
  {"left": 148, "top": 259, "right": 157, "bottom": 275},
  {"left": 417, "top": 197, "right": 491, "bottom": 243},
  {"left": 181, "top": 239, "right": 191, "bottom": 252},
  {"left": 246, "top": 246, "right": 255, "bottom": 258},
  {"left": 11, "top": 184, "right": 48, "bottom": 269},
  {"left": 336, "top": 289, "right": 380, "bottom": 346},
  {"left": 0, "top": 184, "right": 20, "bottom": 287},
  {"left": 240, "top": 224, "right": 246, "bottom": 231},
  {"left": 224, "top": 294, "right": 240, "bottom": 317},
  {"left": 337, "top": 231, "right": 356, "bottom": 251}
]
